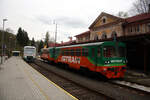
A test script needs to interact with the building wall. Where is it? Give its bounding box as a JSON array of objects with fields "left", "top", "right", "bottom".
[
  {"left": 76, "top": 35, "right": 90, "bottom": 43},
  {"left": 94, "top": 16, "right": 118, "bottom": 28},
  {"left": 76, "top": 12, "right": 150, "bottom": 43},
  {"left": 90, "top": 22, "right": 124, "bottom": 40},
  {"left": 125, "top": 21, "right": 150, "bottom": 36}
]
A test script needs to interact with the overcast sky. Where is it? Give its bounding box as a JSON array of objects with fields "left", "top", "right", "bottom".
[{"left": 0, "top": 0, "right": 135, "bottom": 42}]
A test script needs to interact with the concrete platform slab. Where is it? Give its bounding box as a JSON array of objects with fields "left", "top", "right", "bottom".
[{"left": 0, "top": 57, "right": 78, "bottom": 100}]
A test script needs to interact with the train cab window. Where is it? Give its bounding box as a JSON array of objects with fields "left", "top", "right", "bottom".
[
  {"left": 98, "top": 48, "right": 101, "bottom": 57},
  {"left": 103, "top": 46, "right": 116, "bottom": 57}
]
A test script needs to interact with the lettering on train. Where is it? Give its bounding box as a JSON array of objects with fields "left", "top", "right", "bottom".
[{"left": 61, "top": 56, "right": 80, "bottom": 64}]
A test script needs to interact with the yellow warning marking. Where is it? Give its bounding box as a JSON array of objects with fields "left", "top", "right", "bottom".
[
  {"left": 29, "top": 64, "right": 78, "bottom": 100},
  {"left": 23, "top": 66, "right": 50, "bottom": 100}
]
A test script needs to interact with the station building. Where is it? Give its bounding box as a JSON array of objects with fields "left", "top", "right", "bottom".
[{"left": 75, "top": 11, "right": 150, "bottom": 73}]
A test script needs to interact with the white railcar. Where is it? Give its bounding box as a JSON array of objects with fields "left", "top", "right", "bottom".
[{"left": 23, "top": 46, "right": 36, "bottom": 62}]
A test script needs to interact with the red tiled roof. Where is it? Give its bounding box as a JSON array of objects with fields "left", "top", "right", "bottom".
[
  {"left": 60, "top": 40, "right": 76, "bottom": 46},
  {"left": 48, "top": 43, "right": 61, "bottom": 47},
  {"left": 126, "top": 13, "right": 150, "bottom": 23},
  {"left": 75, "top": 31, "right": 90, "bottom": 37}
]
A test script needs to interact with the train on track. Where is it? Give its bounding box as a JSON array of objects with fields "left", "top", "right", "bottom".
[
  {"left": 23, "top": 46, "right": 36, "bottom": 62},
  {"left": 40, "top": 41, "right": 127, "bottom": 79}
]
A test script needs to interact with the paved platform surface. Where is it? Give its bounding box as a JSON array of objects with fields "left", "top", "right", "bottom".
[{"left": 0, "top": 57, "right": 77, "bottom": 100}]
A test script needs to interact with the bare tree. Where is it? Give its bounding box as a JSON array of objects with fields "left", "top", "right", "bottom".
[
  {"left": 130, "top": 0, "right": 150, "bottom": 15},
  {"left": 117, "top": 11, "right": 128, "bottom": 18}
]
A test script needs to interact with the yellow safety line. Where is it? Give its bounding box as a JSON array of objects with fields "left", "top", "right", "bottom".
[
  {"left": 29, "top": 64, "right": 78, "bottom": 100},
  {"left": 23, "top": 66, "right": 50, "bottom": 100}
]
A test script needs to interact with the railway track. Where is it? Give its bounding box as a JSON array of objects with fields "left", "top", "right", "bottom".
[
  {"left": 29, "top": 62, "right": 114, "bottom": 100},
  {"left": 28, "top": 59, "right": 150, "bottom": 100}
]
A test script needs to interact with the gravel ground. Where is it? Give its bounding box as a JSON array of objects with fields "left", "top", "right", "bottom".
[{"left": 34, "top": 59, "right": 150, "bottom": 100}]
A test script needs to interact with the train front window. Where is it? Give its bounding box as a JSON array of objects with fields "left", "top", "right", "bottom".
[
  {"left": 103, "top": 46, "right": 126, "bottom": 58},
  {"left": 103, "top": 46, "right": 116, "bottom": 57}
]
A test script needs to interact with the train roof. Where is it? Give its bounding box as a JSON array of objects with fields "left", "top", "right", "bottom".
[
  {"left": 56, "top": 42, "right": 104, "bottom": 49},
  {"left": 24, "top": 46, "right": 36, "bottom": 49},
  {"left": 12, "top": 51, "right": 20, "bottom": 53}
]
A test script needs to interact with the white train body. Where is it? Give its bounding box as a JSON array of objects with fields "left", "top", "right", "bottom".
[{"left": 23, "top": 46, "right": 36, "bottom": 62}]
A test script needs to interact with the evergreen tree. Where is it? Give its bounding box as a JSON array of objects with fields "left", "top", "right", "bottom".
[
  {"left": 38, "top": 40, "right": 44, "bottom": 53},
  {"left": 31, "top": 37, "right": 35, "bottom": 46},
  {"left": 16, "top": 27, "right": 29, "bottom": 46},
  {"left": 44, "top": 31, "right": 50, "bottom": 47},
  {"left": 23, "top": 30, "right": 29, "bottom": 46},
  {"left": 16, "top": 27, "right": 23, "bottom": 46}
]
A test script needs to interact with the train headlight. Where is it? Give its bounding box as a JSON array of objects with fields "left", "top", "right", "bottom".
[
  {"left": 123, "top": 60, "right": 126, "bottom": 63},
  {"left": 104, "top": 61, "right": 110, "bottom": 64}
]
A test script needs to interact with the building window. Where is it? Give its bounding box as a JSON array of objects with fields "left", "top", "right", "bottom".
[
  {"left": 94, "top": 34, "right": 99, "bottom": 40},
  {"left": 134, "top": 26, "right": 136, "bottom": 32},
  {"left": 103, "top": 18, "right": 106, "bottom": 23},
  {"left": 148, "top": 23, "right": 150, "bottom": 32},
  {"left": 102, "top": 16, "right": 107, "bottom": 24},
  {"left": 111, "top": 31, "right": 117, "bottom": 38},
  {"left": 85, "top": 36, "right": 89, "bottom": 41},
  {"left": 130, "top": 27, "right": 132, "bottom": 32},
  {"left": 101, "top": 32, "right": 107, "bottom": 39},
  {"left": 128, "top": 27, "right": 130, "bottom": 33},
  {"left": 137, "top": 25, "right": 140, "bottom": 32}
]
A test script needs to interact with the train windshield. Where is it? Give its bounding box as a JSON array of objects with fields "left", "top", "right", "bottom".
[
  {"left": 24, "top": 48, "right": 36, "bottom": 54},
  {"left": 103, "top": 46, "right": 125, "bottom": 58},
  {"left": 103, "top": 46, "right": 116, "bottom": 57}
]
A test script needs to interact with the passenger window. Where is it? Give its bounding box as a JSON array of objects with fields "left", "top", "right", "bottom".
[
  {"left": 76, "top": 48, "right": 81, "bottom": 56},
  {"left": 82, "top": 48, "right": 88, "bottom": 56}
]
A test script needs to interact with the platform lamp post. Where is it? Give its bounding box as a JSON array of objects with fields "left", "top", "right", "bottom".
[
  {"left": 9, "top": 36, "right": 12, "bottom": 57},
  {"left": 1, "top": 19, "right": 8, "bottom": 64}
]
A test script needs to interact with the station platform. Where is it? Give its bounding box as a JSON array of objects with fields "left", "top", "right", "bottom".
[{"left": 0, "top": 57, "right": 78, "bottom": 100}]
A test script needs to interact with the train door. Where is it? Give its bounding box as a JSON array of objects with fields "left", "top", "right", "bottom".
[
  {"left": 91, "top": 47, "right": 97, "bottom": 70},
  {"left": 96, "top": 46, "right": 102, "bottom": 66}
]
